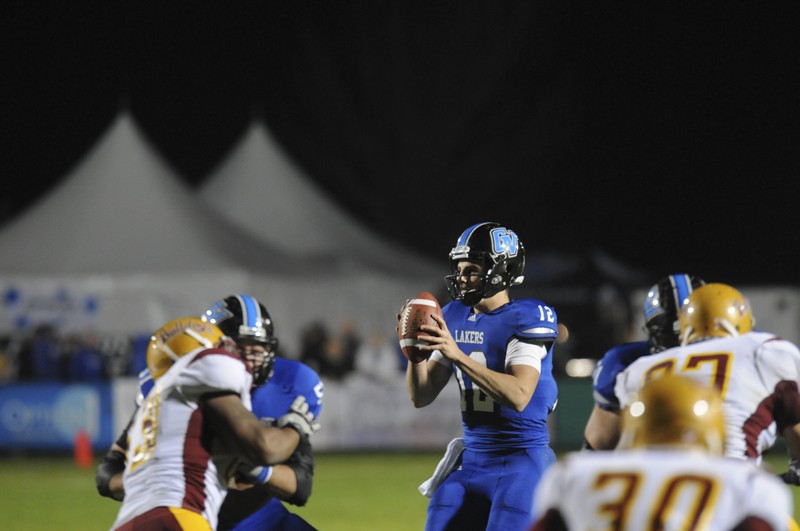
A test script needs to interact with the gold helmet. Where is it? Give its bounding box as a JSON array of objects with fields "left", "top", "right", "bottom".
[
  {"left": 678, "top": 282, "right": 754, "bottom": 345},
  {"left": 147, "top": 317, "right": 225, "bottom": 380},
  {"left": 622, "top": 374, "right": 725, "bottom": 454}
]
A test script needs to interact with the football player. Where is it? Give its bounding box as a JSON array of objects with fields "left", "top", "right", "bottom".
[
  {"left": 205, "top": 295, "right": 323, "bottom": 531},
  {"left": 583, "top": 274, "right": 705, "bottom": 450},
  {"left": 404, "top": 222, "right": 559, "bottom": 529},
  {"left": 532, "top": 375, "right": 794, "bottom": 529},
  {"left": 108, "top": 316, "right": 319, "bottom": 530},
  {"left": 615, "top": 283, "right": 800, "bottom": 466},
  {"left": 98, "top": 295, "right": 322, "bottom": 531}
]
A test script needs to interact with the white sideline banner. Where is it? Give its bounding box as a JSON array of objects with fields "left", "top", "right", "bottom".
[
  {"left": 111, "top": 374, "right": 464, "bottom": 451},
  {"left": 312, "top": 375, "right": 464, "bottom": 451}
]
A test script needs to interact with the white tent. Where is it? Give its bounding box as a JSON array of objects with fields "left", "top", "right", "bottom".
[
  {"left": 0, "top": 113, "right": 442, "bottom": 353},
  {"left": 0, "top": 113, "right": 256, "bottom": 334},
  {"left": 198, "top": 119, "right": 442, "bottom": 277}
]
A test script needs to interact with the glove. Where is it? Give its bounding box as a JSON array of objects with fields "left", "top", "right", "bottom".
[
  {"left": 780, "top": 458, "right": 800, "bottom": 486},
  {"left": 277, "top": 396, "right": 321, "bottom": 442},
  {"left": 96, "top": 448, "right": 126, "bottom": 500}
]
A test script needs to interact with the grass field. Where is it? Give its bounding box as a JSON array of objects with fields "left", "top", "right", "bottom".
[{"left": 0, "top": 451, "right": 797, "bottom": 530}]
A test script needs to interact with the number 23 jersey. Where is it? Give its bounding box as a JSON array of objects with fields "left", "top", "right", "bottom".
[
  {"left": 437, "top": 298, "right": 558, "bottom": 451},
  {"left": 615, "top": 331, "right": 800, "bottom": 462}
]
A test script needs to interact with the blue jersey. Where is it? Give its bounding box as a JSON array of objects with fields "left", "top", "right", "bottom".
[
  {"left": 249, "top": 357, "right": 324, "bottom": 421},
  {"left": 591, "top": 341, "right": 650, "bottom": 411},
  {"left": 441, "top": 298, "right": 558, "bottom": 452},
  {"left": 230, "top": 358, "right": 323, "bottom": 531}
]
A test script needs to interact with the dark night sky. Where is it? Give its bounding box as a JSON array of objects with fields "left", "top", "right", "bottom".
[{"left": 3, "top": 1, "right": 799, "bottom": 286}]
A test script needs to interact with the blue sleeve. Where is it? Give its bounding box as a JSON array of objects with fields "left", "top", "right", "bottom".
[
  {"left": 136, "top": 368, "right": 154, "bottom": 406},
  {"left": 592, "top": 341, "right": 650, "bottom": 410},
  {"left": 514, "top": 299, "right": 558, "bottom": 342},
  {"left": 251, "top": 359, "right": 324, "bottom": 420}
]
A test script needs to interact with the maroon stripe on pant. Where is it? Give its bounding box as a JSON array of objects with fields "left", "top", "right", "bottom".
[{"left": 114, "top": 506, "right": 184, "bottom": 530}]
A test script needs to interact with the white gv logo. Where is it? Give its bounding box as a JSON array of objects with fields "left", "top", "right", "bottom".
[{"left": 490, "top": 228, "right": 519, "bottom": 257}]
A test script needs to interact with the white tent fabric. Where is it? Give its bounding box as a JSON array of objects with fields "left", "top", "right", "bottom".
[
  {"left": 198, "top": 120, "right": 442, "bottom": 277},
  {"left": 0, "top": 113, "right": 442, "bottom": 353},
  {"left": 0, "top": 113, "right": 246, "bottom": 274},
  {"left": 0, "top": 113, "right": 255, "bottom": 334}
]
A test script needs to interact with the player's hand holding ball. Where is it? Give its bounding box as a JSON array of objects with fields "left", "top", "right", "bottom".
[{"left": 397, "top": 291, "right": 443, "bottom": 364}]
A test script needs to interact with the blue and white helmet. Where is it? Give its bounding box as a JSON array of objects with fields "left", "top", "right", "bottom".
[
  {"left": 445, "top": 222, "right": 525, "bottom": 306},
  {"left": 202, "top": 294, "right": 279, "bottom": 385}
]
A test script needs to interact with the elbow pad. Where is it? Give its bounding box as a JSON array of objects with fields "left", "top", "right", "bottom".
[
  {"left": 96, "top": 449, "right": 126, "bottom": 499},
  {"left": 285, "top": 439, "right": 314, "bottom": 506}
]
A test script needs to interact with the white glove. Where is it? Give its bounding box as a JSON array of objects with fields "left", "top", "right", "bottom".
[{"left": 277, "top": 396, "right": 320, "bottom": 441}]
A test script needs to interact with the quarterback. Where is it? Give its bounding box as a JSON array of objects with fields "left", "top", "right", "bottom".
[{"left": 406, "top": 222, "right": 559, "bottom": 530}]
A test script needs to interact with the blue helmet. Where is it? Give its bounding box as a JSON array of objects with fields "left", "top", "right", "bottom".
[
  {"left": 643, "top": 274, "right": 705, "bottom": 352},
  {"left": 202, "top": 294, "right": 279, "bottom": 385},
  {"left": 445, "top": 222, "right": 525, "bottom": 306}
]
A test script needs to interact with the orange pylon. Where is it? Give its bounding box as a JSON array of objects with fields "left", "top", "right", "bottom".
[{"left": 74, "top": 430, "right": 93, "bottom": 469}]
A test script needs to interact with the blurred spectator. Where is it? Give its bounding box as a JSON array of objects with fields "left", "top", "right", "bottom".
[
  {"left": 30, "top": 325, "right": 63, "bottom": 380},
  {"left": 0, "top": 335, "right": 12, "bottom": 384},
  {"left": 355, "top": 329, "right": 403, "bottom": 382},
  {"left": 98, "top": 333, "right": 133, "bottom": 377},
  {"left": 317, "top": 320, "right": 360, "bottom": 381},
  {"left": 300, "top": 319, "right": 360, "bottom": 381},
  {"left": 129, "top": 333, "right": 151, "bottom": 376},
  {"left": 299, "top": 321, "right": 329, "bottom": 374},
  {"left": 66, "top": 331, "right": 107, "bottom": 382}
]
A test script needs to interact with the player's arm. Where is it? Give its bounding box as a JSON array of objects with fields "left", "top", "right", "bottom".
[
  {"left": 406, "top": 353, "right": 452, "bottom": 408},
  {"left": 418, "top": 314, "right": 541, "bottom": 411},
  {"left": 202, "top": 392, "right": 315, "bottom": 466},
  {"left": 583, "top": 405, "right": 622, "bottom": 450},
  {"left": 779, "top": 422, "right": 800, "bottom": 485},
  {"left": 222, "top": 425, "right": 316, "bottom": 528},
  {"left": 220, "top": 464, "right": 299, "bottom": 528},
  {"left": 398, "top": 300, "right": 451, "bottom": 408},
  {"left": 231, "top": 436, "right": 314, "bottom": 503},
  {"left": 96, "top": 411, "right": 135, "bottom": 501}
]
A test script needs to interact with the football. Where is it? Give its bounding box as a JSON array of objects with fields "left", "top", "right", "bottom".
[{"left": 397, "top": 291, "right": 443, "bottom": 363}]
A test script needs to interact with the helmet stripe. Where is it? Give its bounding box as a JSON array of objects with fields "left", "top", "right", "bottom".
[
  {"left": 456, "top": 222, "right": 490, "bottom": 247},
  {"left": 237, "top": 295, "right": 260, "bottom": 329},
  {"left": 671, "top": 274, "right": 691, "bottom": 308}
]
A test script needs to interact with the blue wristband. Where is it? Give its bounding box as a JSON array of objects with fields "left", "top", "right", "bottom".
[{"left": 255, "top": 465, "right": 274, "bottom": 484}]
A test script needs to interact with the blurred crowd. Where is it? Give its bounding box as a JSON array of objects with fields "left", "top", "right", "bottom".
[{"left": 0, "top": 320, "right": 409, "bottom": 385}]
